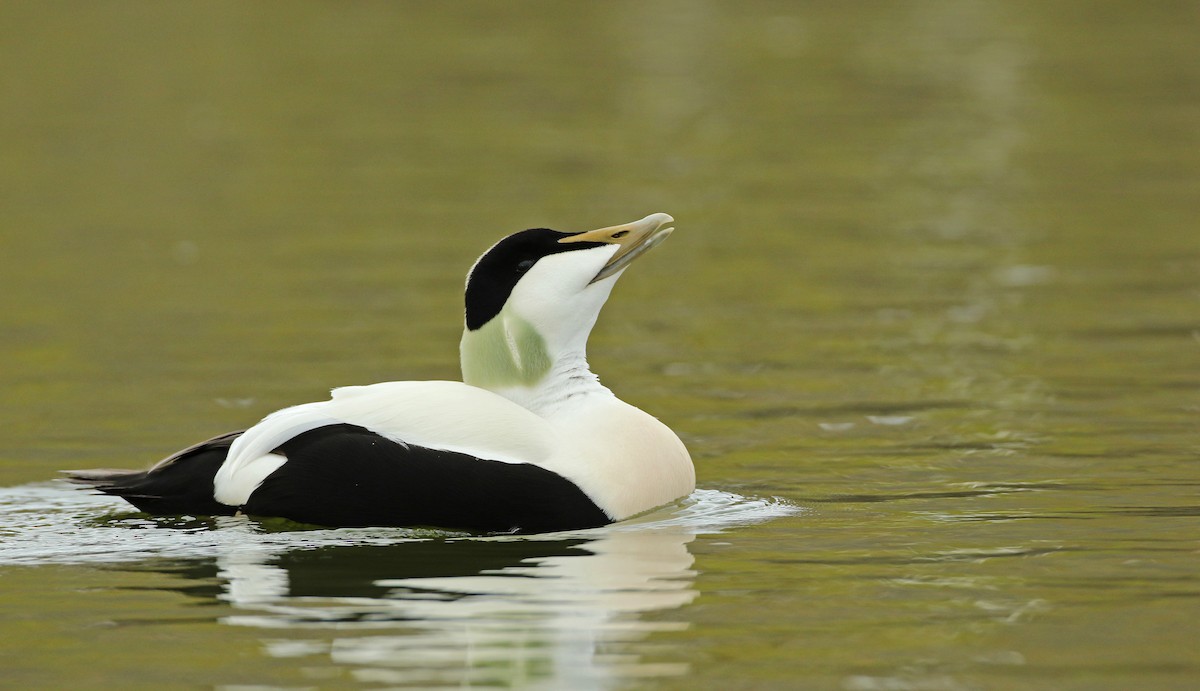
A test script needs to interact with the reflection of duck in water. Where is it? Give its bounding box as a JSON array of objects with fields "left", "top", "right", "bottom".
[
  {"left": 210, "top": 525, "right": 699, "bottom": 687},
  {"left": 214, "top": 526, "right": 696, "bottom": 611},
  {"left": 68, "top": 214, "right": 695, "bottom": 533}
]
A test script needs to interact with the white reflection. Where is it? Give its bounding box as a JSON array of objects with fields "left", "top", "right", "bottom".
[{"left": 215, "top": 523, "right": 698, "bottom": 689}]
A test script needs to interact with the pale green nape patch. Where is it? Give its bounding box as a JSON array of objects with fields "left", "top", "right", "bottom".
[{"left": 460, "top": 306, "right": 552, "bottom": 389}]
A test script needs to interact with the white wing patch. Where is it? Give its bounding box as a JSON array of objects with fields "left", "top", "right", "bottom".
[
  {"left": 213, "top": 452, "right": 287, "bottom": 507},
  {"left": 212, "top": 380, "right": 559, "bottom": 506},
  {"left": 326, "top": 381, "right": 556, "bottom": 463},
  {"left": 214, "top": 404, "right": 340, "bottom": 506}
]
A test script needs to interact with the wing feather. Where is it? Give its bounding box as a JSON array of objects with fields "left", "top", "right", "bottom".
[{"left": 214, "top": 380, "right": 559, "bottom": 506}]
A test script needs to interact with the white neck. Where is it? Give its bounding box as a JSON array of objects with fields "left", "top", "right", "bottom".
[{"left": 498, "top": 350, "right": 615, "bottom": 416}]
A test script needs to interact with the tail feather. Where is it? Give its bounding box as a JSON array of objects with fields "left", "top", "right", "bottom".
[{"left": 64, "top": 431, "right": 244, "bottom": 517}]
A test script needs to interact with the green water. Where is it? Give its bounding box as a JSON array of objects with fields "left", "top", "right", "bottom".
[{"left": 2, "top": 2, "right": 1197, "bottom": 689}]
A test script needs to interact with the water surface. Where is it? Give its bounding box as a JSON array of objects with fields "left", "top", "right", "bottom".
[{"left": 2, "top": 2, "right": 1197, "bottom": 689}]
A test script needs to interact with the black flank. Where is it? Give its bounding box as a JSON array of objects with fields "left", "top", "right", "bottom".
[{"left": 245, "top": 423, "right": 612, "bottom": 534}]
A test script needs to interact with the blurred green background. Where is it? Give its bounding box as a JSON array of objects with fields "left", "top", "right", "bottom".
[{"left": 1, "top": 2, "right": 1197, "bottom": 689}]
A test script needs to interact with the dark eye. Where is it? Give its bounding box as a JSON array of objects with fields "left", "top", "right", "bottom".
[{"left": 516, "top": 259, "right": 535, "bottom": 273}]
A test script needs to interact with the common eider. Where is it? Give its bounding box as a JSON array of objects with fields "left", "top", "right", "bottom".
[{"left": 66, "top": 213, "right": 695, "bottom": 534}]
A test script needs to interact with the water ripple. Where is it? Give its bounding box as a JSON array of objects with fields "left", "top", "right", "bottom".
[{"left": 0, "top": 481, "right": 798, "bottom": 566}]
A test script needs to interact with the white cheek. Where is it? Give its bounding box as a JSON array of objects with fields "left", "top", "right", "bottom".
[
  {"left": 510, "top": 248, "right": 614, "bottom": 312},
  {"left": 506, "top": 247, "right": 620, "bottom": 349},
  {"left": 539, "top": 246, "right": 616, "bottom": 289}
]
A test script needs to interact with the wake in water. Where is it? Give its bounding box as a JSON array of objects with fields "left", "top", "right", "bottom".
[{"left": 0, "top": 481, "right": 798, "bottom": 566}]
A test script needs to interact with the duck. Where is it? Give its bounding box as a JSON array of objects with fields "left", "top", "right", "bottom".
[{"left": 66, "top": 213, "right": 695, "bottom": 534}]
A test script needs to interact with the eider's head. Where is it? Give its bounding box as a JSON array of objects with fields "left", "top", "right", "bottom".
[{"left": 460, "top": 213, "right": 675, "bottom": 399}]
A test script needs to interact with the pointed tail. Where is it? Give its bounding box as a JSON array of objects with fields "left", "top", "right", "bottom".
[{"left": 64, "top": 431, "right": 244, "bottom": 517}]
